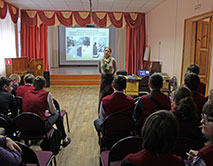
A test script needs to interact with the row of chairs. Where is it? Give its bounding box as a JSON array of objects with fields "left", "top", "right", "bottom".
[
  {"left": 98, "top": 112, "right": 196, "bottom": 166},
  {"left": 17, "top": 141, "right": 57, "bottom": 166},
  {"left": 100, "top": 135, "right": 196, "bottom": 166}
]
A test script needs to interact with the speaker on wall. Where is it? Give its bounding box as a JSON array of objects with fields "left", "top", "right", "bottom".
[{"left": 43, "top": 71, "right": 50, "bottom": 87}]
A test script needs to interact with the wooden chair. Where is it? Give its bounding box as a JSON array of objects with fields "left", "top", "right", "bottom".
[
  {"left": 16, "top": 141, "right": 57, "bottom": 166},
  {"left": 100, "top": 112, "right": 136, "bottom": 151},
  {"left": 101, "top": 136, "right": 142, "bottom": 166},
  {"left": 13, "top": 112, "right": 54, "bottom": 145}
]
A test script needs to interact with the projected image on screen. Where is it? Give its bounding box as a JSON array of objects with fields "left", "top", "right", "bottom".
[{"left": 66, "top": 28, "right": 109, "bottom": 61}]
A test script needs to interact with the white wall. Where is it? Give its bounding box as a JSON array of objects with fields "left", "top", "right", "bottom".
[{"left": 147, "top": 0, "right": 213, "bottom": 90}]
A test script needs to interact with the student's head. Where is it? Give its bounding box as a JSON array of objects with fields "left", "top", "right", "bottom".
[
  {"left": 184, "top": 73, "right": 200, "bottom": 91},
  {"left": 0, "top": 77, "right": 13, "bottom": 93},
  {"left": 112, "top": 75, "right": 126, "bottom": 91},
  {"left": 9, "top": 73, "right": 21, "bottom": 83},
  {"left": 33, "top": 76, "right": 46, "bottom": 90},
  {"left": 24, "top": 74, "right": 35, "bottom": 84},
  {"left": 172, "top": 86, "right": 197, "bottom": 121},
  {"left": 173, "top": 86, "right": 191, "bottom": 105},
  {"left": 187, "top": 64, "right": 200, "bottom": 75},
  {"left": 208, "top": 89, "right": 213, "bottom": 101},
  {"left": 141, "top": 110, "right": 178, "bottom": 155},
  {"left": 201, "top": 101, "right": 213, "bottom": 142},
  {"left": 149, "top": 74, "right": 163, "bottom": 90}
]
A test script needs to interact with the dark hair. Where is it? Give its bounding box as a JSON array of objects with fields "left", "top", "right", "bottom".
[
  {"left": 149, "top": 74, "right": 163, "bottom": 90},
  {"left": 202, "top": 100, "right": 213, "bottom": 117},
  {"left": 184, "top": 73, "right": 200, "bottom": 91},
  {"left": 0, "top": 77, "right": 12, "bottom": 90},
  {"left": 112, "top": 75, "right": 126, "bottom": 91},
  {"left": 176, "top": 97, "right": 197, "bottom": 121},
  {"left": 105, "top": 47, "right": 112, "bottom": 53},
  {"left": 141, "top": 110, "right": 178, "bottom": 155},
  {"left": 24, "top": 74, "right": 35, "bottom": 84},
  {"left": 33, "top": 76, "right": 46, "bottom": 90},
  {"left": 173, "top": 86, "right": 191, "bottom": 105},
  {"left": 187, "top": 64, "right": 200, "bottom": 74}
]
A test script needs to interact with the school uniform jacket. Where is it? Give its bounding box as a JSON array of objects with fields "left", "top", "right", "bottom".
[
  {"left": 16, "top": 84, "right": 34, "bottom": 97},
  {"left": 22, "top": 89, "right": 49, "bottom": 121},
  {"left": 124, "top": 149, "right": 185, "bottom": 166},
  {"left": 102, "top": 92, "right": 134, "bottom": 117},
  {"left": 197, "top": 146, "right": 213, "bottom": 166},
  {"left": 134, "top": 90, "right": 171, "bottom": 128}
]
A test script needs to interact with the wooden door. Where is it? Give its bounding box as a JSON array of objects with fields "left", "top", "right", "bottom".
[{"left": 195, "top": 18, "right": 211, "bottom": 93}]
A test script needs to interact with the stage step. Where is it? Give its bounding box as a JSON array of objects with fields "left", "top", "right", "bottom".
[{"left": 50, "top": 74, "right": 101, "bottom": 85}]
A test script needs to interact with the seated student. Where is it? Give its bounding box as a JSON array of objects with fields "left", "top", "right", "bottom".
[
  {"left": 133, "top": 74, "right": 171, "bottom": 134},
  {"left": 9, "top": 73, "right": 21, "bottom": 96},
  {"left": 0, "top": 77, "right": 18, "bottom": 119},
  {"left": 22, "top": 76, "right": 71, "bottom": 147},
  {"left": 171, "top": 86, "right": 204, "bottom": 149},
  {"left": 187, "top": 100, "right": 213, "bottom": 166},
  {"left": 94, "top": 75, "right": 134, "bottom": 134},
  {"left": 184, "top": 73, "right": 207, "bottom": 120},
  {"left": 0, "top": 135, "right": 22, "bottom": 166},
  {"left": 186, "top": 64, "right": 206, "bottom": 95},
  {"left": 122, "top": 110, "right": 185, "bottom": 166},
  {"left": 16, "top": 74, "right": 35, "bottom": 97}
]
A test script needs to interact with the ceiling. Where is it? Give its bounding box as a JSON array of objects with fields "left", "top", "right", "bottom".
[{"left": 5, "top": 0, "right": 166, "bottom": 13}]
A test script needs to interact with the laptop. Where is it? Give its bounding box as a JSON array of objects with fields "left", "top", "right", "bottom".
[{"left": 138, "top": 70, "right": 150, "bottom": 78}]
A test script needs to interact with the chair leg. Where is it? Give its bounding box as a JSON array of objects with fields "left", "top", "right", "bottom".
[
  {"left": 65, "top": 112, "right": 70, "bottom": 132},
  {"left": 53, "top": 156, "right": 57, "bottom": 166}
]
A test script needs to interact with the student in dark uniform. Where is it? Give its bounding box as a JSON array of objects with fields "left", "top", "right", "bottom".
[
  {"left": 171, "top": 86, "right": 204, "bottom": 149},
  {"left": 133, "top": 74, "right": 171, "bottom": 134},
  {"left": 184, "top": 73, "right": 207, "bottom": 121},
  {"left": 187, "top": 101, "right": 213, "bottom": 166},
  {"left": 122, "top": 110, "right": 185, "bottom": 166},
  {"left": 94, "top": 75, "right": 134, "bottom": 134},
  {"left": 0, "top": 77, "right": 18, "bottom": 119},
  {"left": 186, "top": 64, "right": 206, "bottom": 95}
]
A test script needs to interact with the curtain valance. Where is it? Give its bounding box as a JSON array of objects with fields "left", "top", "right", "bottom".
[
  {"left": 0, "top": 0, "right": 19, "bottom": 23},
  {"left": 21, "top": 9, "right": 144, "bottom": 29}
]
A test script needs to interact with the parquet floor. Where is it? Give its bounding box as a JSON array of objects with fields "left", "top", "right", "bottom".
[{"left": 47, "top": 86, "right": 100, "bottom": 166}]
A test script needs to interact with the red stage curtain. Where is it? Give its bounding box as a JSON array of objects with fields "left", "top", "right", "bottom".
[
  {"left": 125, "top": 13, "right": 146, "bottom": 75},
  {"left": 20, "top": 10, "right": 146, "bottom": 73},
  {"left": 21, "top": 11, "right": 48, "bottom": 71}
]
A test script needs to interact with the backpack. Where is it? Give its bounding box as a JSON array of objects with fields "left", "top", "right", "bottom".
[{"left": 40, "top": 128, "right": 62, "bottom": 155}]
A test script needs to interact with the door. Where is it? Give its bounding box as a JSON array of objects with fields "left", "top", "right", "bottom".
[{"left": 194, "top": 18, "right": 211, "bottom": 94}]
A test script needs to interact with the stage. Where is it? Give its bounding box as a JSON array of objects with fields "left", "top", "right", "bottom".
[{"left": 50, "top": 66, "right": 101, "bottom": 86}]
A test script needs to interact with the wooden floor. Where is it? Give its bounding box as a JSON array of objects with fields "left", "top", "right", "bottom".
[{"left": 46, "top": 86, "right": 100, "bottom": 166}]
